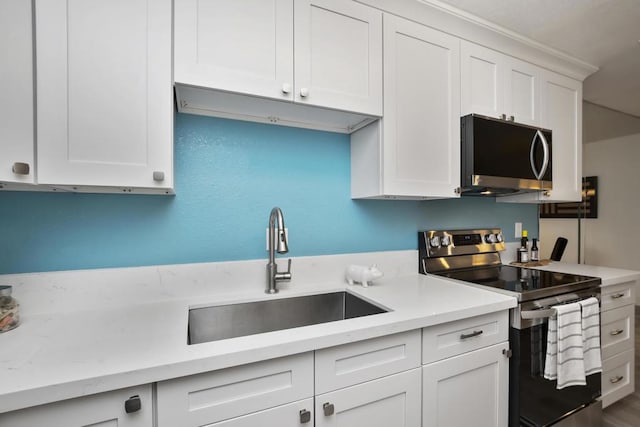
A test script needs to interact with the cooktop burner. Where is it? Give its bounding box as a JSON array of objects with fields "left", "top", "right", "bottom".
[{"left": 418, "top": 229, "right": 601, "bottom": 301}]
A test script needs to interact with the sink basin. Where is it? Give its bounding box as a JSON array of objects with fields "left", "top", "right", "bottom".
[{"left": 188, "top": 291, "right": 387, "bottom": 344}]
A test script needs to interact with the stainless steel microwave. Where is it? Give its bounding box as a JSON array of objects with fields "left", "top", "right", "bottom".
[{"left": 460, "top": 114, "right": 552, "bottom": 196}]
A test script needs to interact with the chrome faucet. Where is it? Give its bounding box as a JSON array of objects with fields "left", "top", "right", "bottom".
[{"left": 266, "top": 207, "right": 292, "bottom": 294}]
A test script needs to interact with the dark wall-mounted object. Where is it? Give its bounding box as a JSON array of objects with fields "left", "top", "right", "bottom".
[{"left": 540, "top": 176, "right": 598, "bottom": 219}]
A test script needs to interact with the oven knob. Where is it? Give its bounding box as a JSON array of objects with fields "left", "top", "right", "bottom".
[
  {"left": 441, "top": 235, "right": 451, "bottom": 247},
  {"left": 484, "top": 234, "right": 497, "bottom": 244},
  {"left": 495, "top": 232, "right": 504, "bottom": 243},
  {"left": 429, "top": 236, "right": 441, "bottom": 248}
]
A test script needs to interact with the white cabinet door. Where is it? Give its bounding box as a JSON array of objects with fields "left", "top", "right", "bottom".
[
  {"left": 209, "top": 398, "right": 314, "bottom": 427},
  {"left": 539, "top": 71, "right": 583, "bottom": 202},
  {"left": 315, "top": 368, "right": 421, "bottom": 427},
  {"left": 461, "top": 41, "right": 503, "bottom": 120},
  {"left": 0, "top": 385, "right": 152, "bottom": 427},
  {"left": 174, "top": 0, "right": 294, "bottom": 101},
  {"left": 351, "top": 14, "right": 460, "bottom": 199},
  {"left": 35, "top": 0, "right": 173, "bottom": 193},
  {"left": 0, "top": 0, "right": 34, "bottom": 185},
  {"left": 422, "top": 342, "right": 509, "bottom": 427},
  {"left": 294, "top": 0, "right": 382, "bottom": 116},
  {"left": 505, "top": 57, "right": 541, "bottom": 126},
  {"left": 461, "top": 41, "right": 540, "bottom": 126}
]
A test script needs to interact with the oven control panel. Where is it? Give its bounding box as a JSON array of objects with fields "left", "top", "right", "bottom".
[{"left": 419, "top": 229, "right": 505, "bottom": 258}]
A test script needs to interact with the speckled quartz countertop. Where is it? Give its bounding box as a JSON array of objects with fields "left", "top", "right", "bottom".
[{"left": 0, "top": 251, "right": 516, "bottom": 413}]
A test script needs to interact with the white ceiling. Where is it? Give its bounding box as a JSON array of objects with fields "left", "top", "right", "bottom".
[{"left": 433, "top": 0, "right": 640, "bottom": 118}]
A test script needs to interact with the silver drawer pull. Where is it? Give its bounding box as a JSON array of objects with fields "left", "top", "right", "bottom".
[
  {"left": 611, "top": 293, "right": 625, "bottom": 299},
  {"left": 460, "top": 330, "right": 483, "bottom": 340},
  {"left": 323, "top": 402, "right": 335, "bottom": 416},
  {"left": 610, "top": 375, "right": 624, "bottom": 384},
  {"left": 610, "top": 329, "right": 624, "bottom": 336}
]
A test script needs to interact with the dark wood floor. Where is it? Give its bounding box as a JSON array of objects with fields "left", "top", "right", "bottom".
[{"left": 603, "top": 307, "right": 640, "bottom": 427}]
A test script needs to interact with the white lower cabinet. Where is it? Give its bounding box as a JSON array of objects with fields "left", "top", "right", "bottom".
[
  {"left": 0, "top": 385, "right": 152, "bottom": 427},
  {"left": 422, "top": 342, "right": 509, "bottom": 427},
  {"left": 600, "top": 279, "right": 637, "bottom": 407},
  {"left": 316, "top": 368, "right": 422, "bottom": 427}
]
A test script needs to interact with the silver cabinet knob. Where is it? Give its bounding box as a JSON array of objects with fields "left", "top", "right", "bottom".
[
  {"left": 610, "top": 375, "right": 624, "bottom": 384},
  {"left": 299, "top": 87, "right": 309, "bottom": 98},
  {"left": 508, "top": 115, "right": 515, "bottom": 122},
  {"left": 500, "top": 113, "right": 507, "bottom": 120},
  {"left": 281, "top": 83, "right": 291, "bottom": 94},
  {"left": 323, "top": 402, "right": 335, "bottom": 416},
  {"left": 12, "top": 162, "right": 30, "bottom": 175},
  {"left": 153, "top": 171, "right": 165, "bottom": 182},
  {"left": 299, "top": 409, "right": 311, "bottom": 423}
]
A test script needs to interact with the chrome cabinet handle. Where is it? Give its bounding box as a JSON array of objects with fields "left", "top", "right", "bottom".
[
  {"left": 12, "top": 162, "right": 30, "bottom": 175},
  {"left": 499, "top": 113, "right": 506, "bottom": 120},
  {"left": 282, "top": 83, "right": 291, "bottom": 94},
  {"left": 299, "top": 409, "right": 311, "bottom": 423},
  {"left": 610, "top": 375, "right": 624, "bottom": 384},
  {"left": 508, "top": 115, "right": 515, "bottom": 122},
  {"left": 460, "top": 330, "right": 483, "bottom": 340},
  {"left": 323, "top": 402, "right": 335, "bottom": 416},
  {"left": 610, "top": 329, "right": 624, "bottom": 336},
  {"left": 124, "top": 395, "right": 141, "bottom": 414},
  {"left": 152, "top": 171, "right": 165, "bottom": 182},
  {"left": 530, "top": 130, "right": 550, "bottom": 181},
  {"left": 300, "top": 87, "right": 309, "bottom": 98},
  {"left": 611, "top": 293, "right": 625, "bottom": 299}
]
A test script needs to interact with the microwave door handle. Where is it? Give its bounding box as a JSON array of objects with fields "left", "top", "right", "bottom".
[{"left": 530, "top": 130, "right": 549, "bottom": 180}]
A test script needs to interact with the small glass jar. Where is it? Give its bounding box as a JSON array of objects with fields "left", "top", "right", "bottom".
[{"left": 0, "top": 285, "right": 20, "bottom": 333}]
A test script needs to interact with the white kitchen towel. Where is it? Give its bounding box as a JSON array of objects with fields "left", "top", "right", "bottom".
[
  {"left": 579, "top": 297, "right": 602, "bottom": 375},
  {"left": 544, "top": 302, "right": 586, "bottom": 389}
]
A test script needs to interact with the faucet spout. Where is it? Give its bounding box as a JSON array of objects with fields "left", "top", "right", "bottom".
[{"left": 266, "top": 207, "right": 292, "bottom": 294}]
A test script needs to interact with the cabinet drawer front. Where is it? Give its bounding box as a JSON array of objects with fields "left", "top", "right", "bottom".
[
  {"left": 315, "top": 330, "right": 421, "bottom": 394},
  {"left": 602, "top": 349, "right": 635, "bottom": 408},
  {"left": 601, "top": 305, "right": 635, "bottom": 360},
  {"left": 601, "top": 281, "right": 636, "bottom": 311},
  {"left": 422, "top": 311, "right": 509, "bottom": 364},
  {"left": 0, "top": 385, "right": 152, "bottom": 427},
  {"left": 157, "top": 353, "right": 313, "bottom": 427},
  {"left": 315, "top": 368, "right": 422, "bottom": 427}
]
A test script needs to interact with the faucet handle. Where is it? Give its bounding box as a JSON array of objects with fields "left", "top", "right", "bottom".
[{"left": 275, "top": 259, "right": 292, "bottom": 282}]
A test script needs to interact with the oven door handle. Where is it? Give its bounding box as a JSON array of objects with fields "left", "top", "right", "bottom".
[{"left": 520, "top": 308, "right": 555, "bottom": 320}]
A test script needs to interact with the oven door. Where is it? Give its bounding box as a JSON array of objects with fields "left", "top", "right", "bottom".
[{"left": 510, "top": 317, "right": 601, "bottom": 426}]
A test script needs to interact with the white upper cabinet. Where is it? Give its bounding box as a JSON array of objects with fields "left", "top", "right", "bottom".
[
  {"left": 294, "top": 0, "right": 382, "bottom": 116},
  {"left": 461, "top": 41, "right": 540, "bottom": 126},
  {"left": 174, "top": 0, "right": 294, "bottom": 101},
  {"left": 35, "top": 0, "right": 173, "bottom": 194},
  {"left": 351, "top": 14, "right": 460, "bottom": 199},
  {"left": 174, "top": 0, "right": 382, "bottom": 131},
  {"left": 499, "top": 71, "right": 582, "bottom": 203},
  {"left": 0, "top": 0, "right": 35, "bottom": 186}
]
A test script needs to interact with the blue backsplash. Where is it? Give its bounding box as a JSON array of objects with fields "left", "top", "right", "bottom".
[{"left": 0, "top": 113, "right": 538, "bottom": 274}]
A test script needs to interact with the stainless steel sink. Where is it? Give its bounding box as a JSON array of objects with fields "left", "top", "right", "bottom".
[{"left": 188, "top": 291, "right": 387, "bottom": 344}]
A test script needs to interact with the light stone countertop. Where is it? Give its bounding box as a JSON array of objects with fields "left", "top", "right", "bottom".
[{"left": 0, "top": 251, "right": 516, "bottom": 414}]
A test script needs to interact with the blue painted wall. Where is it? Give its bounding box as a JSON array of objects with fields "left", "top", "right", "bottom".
[{"left": 0, "top": 114, "right": 538, "bottom": 274}]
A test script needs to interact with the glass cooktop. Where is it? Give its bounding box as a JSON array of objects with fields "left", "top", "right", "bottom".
[{"left": 434, "top": 264, "right": 601, "bottom": 302}]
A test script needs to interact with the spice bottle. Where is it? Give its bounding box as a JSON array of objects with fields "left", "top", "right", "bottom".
[
  {"left": 0, "top": 285, "right": 20, "bottom": 333},
  {"left": 531, "top": 238, "right": 540, "bottom": 262}
]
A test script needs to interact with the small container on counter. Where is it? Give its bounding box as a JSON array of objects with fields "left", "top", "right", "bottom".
[{"left": 0, "top": 285, "right": 20, "bottom": 333}]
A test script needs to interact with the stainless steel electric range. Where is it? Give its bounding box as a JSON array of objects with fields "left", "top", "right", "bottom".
[{"left": 419, "top": 229, "right": 602, "bottom": 427}]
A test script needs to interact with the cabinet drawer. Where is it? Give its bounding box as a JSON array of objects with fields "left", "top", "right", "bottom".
[
  {"left": 0, "top": 385, "right": 152, "bottom": 427},
  {"left": 601, "top": 281, "right": 636, "bottom": 312},
  {"left": 422, "top": 311, "right": 509, "bottom": 364},
  {"left": 602, "top": 349, "right": 635, "bottom": 408},
  {"left": 315, "top": 330, "right": 421, "bottom": 394},
  {"left": 156, "top": 352, "right": 313, "bottom": 427},
  {"left": 315, "top": 368, "right": 422, "bottom": 427},
  {"left": 601, "top": 305, "right": 635, "bottom": 360},
  {"left": 209, "top": 398, "right": 314, "bottom": 427}
]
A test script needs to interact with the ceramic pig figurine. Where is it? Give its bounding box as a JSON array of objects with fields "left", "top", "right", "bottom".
[{"left": 346, "top": 264, "right": 383, "bottom": 287}]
